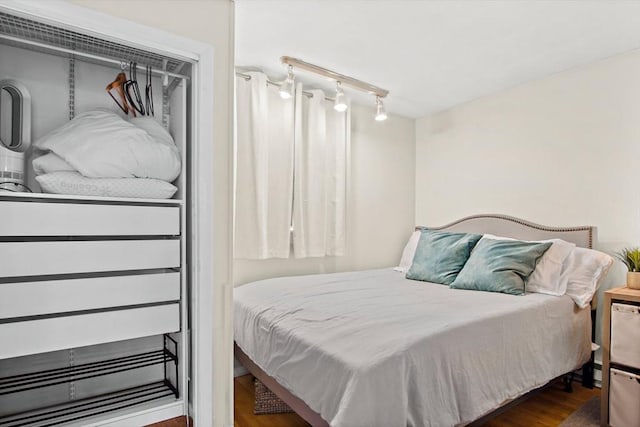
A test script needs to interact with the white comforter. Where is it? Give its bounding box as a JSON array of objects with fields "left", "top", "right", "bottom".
[
  {"left": 33, "top": 110, "right": 181, "bottom": 182},
  {"left": 234, "top": 268, "right": 591, "bottom": 427}
]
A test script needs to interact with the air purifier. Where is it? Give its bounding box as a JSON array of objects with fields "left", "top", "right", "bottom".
[{"left": 0, "top": 79, "right": 31, "bottom": 186}]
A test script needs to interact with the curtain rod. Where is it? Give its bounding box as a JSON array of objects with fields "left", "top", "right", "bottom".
[
  {"left": 281, "top": 56, "right": 389, "bottom": 98},
  {"left": 235, "top": 71, "right": 334, "bottom": 101}
]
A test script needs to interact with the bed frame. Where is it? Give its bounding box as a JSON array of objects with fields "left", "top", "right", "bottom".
[{"left": 235, "top": 214, "right": 597, "bottom": 427}]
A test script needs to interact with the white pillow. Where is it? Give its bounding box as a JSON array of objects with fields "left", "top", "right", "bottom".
[
  {"left": 129, "top": 116, "right": 177, "bottom": 152},
  {"left": 33, "top": 153, "right": 76, "bottom": 175},
  {"left": 36, "top": 171, "right": 177, "bottom": 199},
  {"left": 394, "top": 230, "right": 421, "bottom": 273},
  {"left": 482, "top": 234, "right": 575, "bottom": 296},
  {"left": 34, "top": 110, "right": 181, "bottom": 182},
  {"left": 559, "top": 247, "right": 614, "bottom": 309}
]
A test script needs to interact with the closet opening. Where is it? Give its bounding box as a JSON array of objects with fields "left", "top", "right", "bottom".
[{"left": 0, "top": 6, "right": 201, "bottom": 427}]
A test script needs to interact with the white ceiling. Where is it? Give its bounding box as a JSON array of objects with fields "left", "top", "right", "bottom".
[{"left": 235, "top": 0, "right": 640, "bottom": 119}]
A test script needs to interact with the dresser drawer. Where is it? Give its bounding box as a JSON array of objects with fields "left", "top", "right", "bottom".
[
  {"left": 609, "top": 368, "right": 640, "bottom": 427},
  {"left": 0, "top": 201, "right": 179, "bottom": 236},
  {"left": 611, "top": 303, "right": 640, "bottom": 367},
  {"left": 0, "top": 272, "right": 180, "bottom": 319},
  {"left": 0, "top": 240, "right": 179, "bottom": 277},
  {"left": 0, "top": 303, "right": 180, "bottom": 359}
]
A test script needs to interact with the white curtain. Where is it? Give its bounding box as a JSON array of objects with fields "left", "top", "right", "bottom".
[
  {"left": 234, "top": 72, "right": 294, "bottom": 259},
  {"left": 292, "top": 85, "right": 347, "bottom": 258}
]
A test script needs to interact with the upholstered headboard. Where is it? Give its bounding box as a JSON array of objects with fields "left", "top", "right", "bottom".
[
  {"left": 418, "top": 214, "right": 595, "bottom": 249},
  {"left": 418, "top": 214, "right": 597, "bottom": 310}
]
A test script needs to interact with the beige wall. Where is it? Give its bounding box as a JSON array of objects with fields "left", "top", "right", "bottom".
[
  {"left": 415, "top": 49, "right": 640, "bottom": 351},
  {"left": 69, "top": 1, "right": 234, "bottom": 425},
  {"left": 234, "top": 103, "right": 416, "bottom": 285}
]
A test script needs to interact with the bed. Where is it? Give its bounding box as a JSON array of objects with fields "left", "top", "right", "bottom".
[{"left": 234, "top": 215, "right": 598, "bottom": 427}]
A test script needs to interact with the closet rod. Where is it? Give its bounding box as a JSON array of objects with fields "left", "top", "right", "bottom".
[
  {"left": 0, "top": 34, "right": 190, "bottom": 80},
  {"left": 236, "top": 71, "right": 334, "bottom": 101}
]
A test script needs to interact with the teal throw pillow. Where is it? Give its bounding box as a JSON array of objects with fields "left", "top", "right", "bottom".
[
  {"left": 450, "top": 238, "right": 552, "bottom": 295},
  {"left": 406, "top": 230, "right": 482, "bottom": 285}
]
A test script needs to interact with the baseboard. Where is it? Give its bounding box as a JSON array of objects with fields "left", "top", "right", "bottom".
[
  {"left": 594, "top": 360, "right": 602, "bottom": 388},
  {"left": 79, "top": 399, "right": 184, "bottom": 426},
  {"left": 234, "top": 356, "right": 249, "bottom": 377},
  {"left": 234, "top": 365, "right": 249, "bottom": 377}
]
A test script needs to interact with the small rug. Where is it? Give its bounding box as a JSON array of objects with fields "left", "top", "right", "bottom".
[
  {"left": 559, "top": 396, "right": 600, "bottom": 427},
  {"left": 253, "top": 378, "right": 294, "bottom": 415}
]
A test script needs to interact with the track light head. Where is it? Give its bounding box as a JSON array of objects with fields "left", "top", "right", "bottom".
[
  {"left": 375, "top": 96, "right": 387, "bottom": 121},
  {"left": 279, "top": 65, "right": 295, "bottom": 99},
  {"left": 334, "top": 81, "right": 348, "bottom": 112}
]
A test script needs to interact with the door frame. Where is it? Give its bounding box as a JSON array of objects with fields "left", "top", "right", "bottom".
[{"left": 0, "top": 1, "right": 218, "bottom": 425}]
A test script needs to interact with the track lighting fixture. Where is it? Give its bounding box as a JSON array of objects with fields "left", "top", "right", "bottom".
[
  {"left": 279, "top": 57, "right": 390, "bottom": 120},
  {"left": 279, "top": 65, "right": 294, "bottom": 99},
  {"left": 334, "top": 81, "right": 348, "bottom": 112},
  {"left": 374, "top": 96, "right": 387, "bottom": 121}
]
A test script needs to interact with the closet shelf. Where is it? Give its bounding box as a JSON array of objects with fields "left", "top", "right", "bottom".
[
  {"left": 0, "top": 11, "right": 191, "bottom": 78},
  {"left": 0, "top": 191, "right": 184, "bottom": 206},
  {"left": 0, "top": 381, "right": 177, "bottom": 427}
]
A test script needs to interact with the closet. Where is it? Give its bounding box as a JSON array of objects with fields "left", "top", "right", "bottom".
[{"left": 0, "top": 5, "right": 200, "bottom": 426}]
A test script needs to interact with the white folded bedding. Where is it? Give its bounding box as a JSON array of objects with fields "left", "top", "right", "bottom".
[
  {"left": 234, "top": 268, "right": 591, "bottom": 427},
  {"left": 33, "top": 110, "right": 180, "bottom": 182},
  {"left": 32, "top": 153, "right": 75, "bottom": 175},
  {"left": 36, "top": 171, "right": 177, "bottom": 199}
]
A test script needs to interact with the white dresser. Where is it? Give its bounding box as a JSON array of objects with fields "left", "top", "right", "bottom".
[{"left": 0, "top": 192, "right": 188, "bottom": 426}]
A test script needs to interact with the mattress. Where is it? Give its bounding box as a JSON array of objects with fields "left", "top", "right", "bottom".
[{"left": 234, "top": 268, "right": 591, "bottom": 427}]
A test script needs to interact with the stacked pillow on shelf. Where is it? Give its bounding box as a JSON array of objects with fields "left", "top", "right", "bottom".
[
  {"left": 32, "top": 110, "right": 181, "bottom": 199},
  {"left": 395, "top": 228, "right": 613, "bottom": 308}
]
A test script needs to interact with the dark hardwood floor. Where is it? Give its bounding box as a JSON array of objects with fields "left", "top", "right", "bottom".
[
  {"left": 147, "top": 416, "right": 191, "bottom": 427},
  {"left": 233, "top": 375, "right": 599, "bottom": 427},
  {"left": 235, "top": 374, "right": 309, "bottom": 427},
  {"left": 482, "top": 380, "right": 599, "bottom": 427},
  {"left": 149, "top": 375, "right": 599, "bottom": 426}
]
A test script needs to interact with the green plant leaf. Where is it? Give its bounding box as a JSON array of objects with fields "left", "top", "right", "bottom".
[{"left": 616, "top": 247, "right": 640, "bottom": 272}]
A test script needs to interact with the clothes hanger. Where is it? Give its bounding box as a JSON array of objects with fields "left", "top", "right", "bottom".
[
  {"left": 105, "top": 71, "right": 130, "bottom": 115},
  {"left": 145, "top": 65, "right": 154, "bottom": 117},
  {"left": 124, "top": 62, "right": 145, "bottom": 117}
]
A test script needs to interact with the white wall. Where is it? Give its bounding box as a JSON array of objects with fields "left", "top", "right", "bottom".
[
  {"left": 415, "top": 49, "right": 640, "bottom": 351},
  {"left": 69, "top": 1, "right": 234, "bottom": 426},
  {"left": 234, "top": 103, "right": 416, "bottom": 285}
]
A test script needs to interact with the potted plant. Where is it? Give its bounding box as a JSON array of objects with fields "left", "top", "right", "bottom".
[{"left": 616, "top": 247, "right": 640, "bottom": 289}]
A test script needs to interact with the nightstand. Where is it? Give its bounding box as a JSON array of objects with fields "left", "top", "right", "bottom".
[{"left": 601, "top": 286, "right": 640, "bottom": 427}]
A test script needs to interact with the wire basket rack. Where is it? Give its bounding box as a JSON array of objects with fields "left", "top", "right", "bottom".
[{"left": 0, "top": 11, "right": 191, "bottom": 76}]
